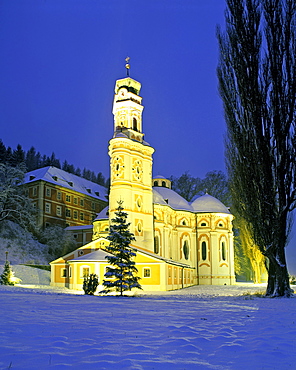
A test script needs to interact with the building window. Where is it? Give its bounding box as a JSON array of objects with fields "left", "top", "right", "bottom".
[
  {"left": 221, "top": 242, "right": 226, "bottom": 261},
  {"left": 201, "top": 241, "right": 207, "bottom": 261},
  {"left": 80, "top": 212, "right": 84, "bottom": 221},
  {"left": 143, "top": 268, "right": 151, "bottom": 278},
  {"left": 56, "top": 206, "right": 62, "bottom": 217},
  {"left": 154, "top": 235, "right": 160, "bottom": 254},
  {"left": 133, "top": 117, "right": 138, "bottom": 131},
  {"left": 69, "top": 267, "right": 72, "bottom": 278},
  {"left": 66, "top": 194, "right": 71, "bottom": 202},
  {"left": 45, "top": 187, "right": 51, "bottom": 197},
  {"left": 137, "top": 222, "right": 142, "bottom": 233},
  {"left": 57, "top": 191, "right": 61, "bottom": 200},
  {"left": 65, "top": 208, "right": 71, "bottom": 218},
  {"left": 73, "top": 197, "right": 78, "bottom": 205},
  {"left": 91, "top": 202, "right": 95, "bottom": 210},
  {"left": 73, "top": 234, "right": 78, "bottom": 239},
  {"left": 73, "top": 210, "right": 78, "bottom": 219},
  {"left": 162, "top": 181, "right": 166, "bottom": 187},
  {"left": 201, "top": 222, "right": 207, "bottom": 227},
  {"left": 153, "top": 181, "right": 158, "bottom": 187},
  {"left": 45, "top": 203, "right": 51, "bottom": 214},
  {"left": 183, "top": 240, "right": 189, "bottom": 260},
  {"left": 80, "top": 199, "right": 84, "bottom": 207},
  {"left": 33, "top": 187, "right": 37, "bottom": 196},
  {"left": 82, "top": 267, "right": 89, "bottom": 278},
  {"left": 61, "top": 268, "right": 67, "bottom": 278}
]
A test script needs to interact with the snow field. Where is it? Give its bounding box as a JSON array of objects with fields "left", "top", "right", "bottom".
[{"left": 0, "top": 281, "right": 296, "bottom": 370}]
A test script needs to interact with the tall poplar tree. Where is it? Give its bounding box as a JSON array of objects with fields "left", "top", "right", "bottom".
[
  {"left": 101, "top": 201, "right": 141, "bottom": 296},
  {"left": 217, "top": 0, "right": 296, "bottom": 296}
]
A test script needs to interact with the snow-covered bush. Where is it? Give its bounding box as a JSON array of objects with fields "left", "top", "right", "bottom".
[
  {"left": 38, "top": 225, "right": 76, "bottom": 260},
  {"left": 83, "top": 274, "right": 99, "bottom": 295}
]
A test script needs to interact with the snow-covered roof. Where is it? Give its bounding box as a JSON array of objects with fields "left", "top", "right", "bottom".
[
  {"left": 153, "top": 187, "right": 193, "bottom": 211},
  {"left": 190, "top": 194, "right": 231, "bottom": 214},
  {"left": 65, "top": 225, "right": 93, "bottom": 231},
  {"left": 94, "top": 206, "right": 109, "bottom": 221},
  {"left": 24, "top": 166, "right": 108, "bottom": 202},
  {"left": 132, "top": 246, "right": 194, "bottom": 268},
  {"left": 70, "top": 249, "right": 112, "bottom": 262}
]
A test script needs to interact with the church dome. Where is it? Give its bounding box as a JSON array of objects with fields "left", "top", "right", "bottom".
[
  {"left": 153, "top": 187, "right": 193, "bottom": 211},
  {"left": 191, "top": 194, "right": 231, "bottom": 214}
]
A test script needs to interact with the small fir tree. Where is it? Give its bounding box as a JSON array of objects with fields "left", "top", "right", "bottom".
[
  {"left": 0, "top": 252, "right": 19, "bottom": 286},
  {"left": 83, "top": 273, "right": 99, "bottom": 295},
  {"left": 101, "top": 201, "right": 141, "bottom": 296}
]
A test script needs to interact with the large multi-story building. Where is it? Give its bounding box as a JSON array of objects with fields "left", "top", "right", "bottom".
[
  {"left": 50, "top": 74, "right": 235, "bottom": 292},
  {"left": 23, "top": 166, "right": 108, "bottom": 229}
]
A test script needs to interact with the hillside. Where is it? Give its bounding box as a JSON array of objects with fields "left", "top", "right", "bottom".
[{"left": 0, "top": 220, "right": 53, "bottom": 265}]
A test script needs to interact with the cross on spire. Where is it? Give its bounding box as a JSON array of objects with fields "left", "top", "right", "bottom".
[{"left": 125, "top": 57, "right": 130, "bottom": 76}]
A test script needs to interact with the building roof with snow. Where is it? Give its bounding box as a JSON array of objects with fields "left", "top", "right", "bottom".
[
  {"left": 24, "top": 166, "right": 108, "bottom": 202},
  {"left": 153, "top": 187, "right": 193, "bottom": 211},
  {"left": 190, "top": 193, "right": 231, "bottom": 214}
]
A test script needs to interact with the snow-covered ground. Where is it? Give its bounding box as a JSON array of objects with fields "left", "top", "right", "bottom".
[{"left": 0, "top": 266, "right": 296, "bottom": 370}]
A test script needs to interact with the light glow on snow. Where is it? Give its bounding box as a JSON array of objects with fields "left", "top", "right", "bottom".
[{"left": 0, "top": 266, "right": 295, "bottom": 370}]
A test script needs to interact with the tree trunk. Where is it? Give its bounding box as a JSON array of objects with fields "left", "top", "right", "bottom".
[{"left": 265, "top": 252, "right": 292, "bottom": 297}]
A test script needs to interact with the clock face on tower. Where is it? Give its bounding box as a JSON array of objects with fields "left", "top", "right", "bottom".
[
  {"left": 118, "top": 88, "right": 128, "bottom": 99},
  {"left": 132, "top": 159, "right": 143, "bottom": 182}
]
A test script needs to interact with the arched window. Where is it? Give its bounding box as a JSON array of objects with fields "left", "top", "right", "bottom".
[
  {"left": 133, "top": 117, "right": 138, "bottom": 131},
  {"left": 153, "top": 181, "right": 158, "bottom": 187},
  {"left": 162, "top": 181, "right": 166, "bottom": 187},
  {"left": 201, "top": 222, "right": 207, "bottom": 227},
  {"left": 221, "top": 241, "right": 226, "bottom": 261},
  {"left": 183, "top": 240, "right": 189, "bottom": 260},
  {"left": 201, "top": 241, "right": 207, "bottom": 261},
  {"left": 154, "top": 235, "right": 160, "bottom": 254}
]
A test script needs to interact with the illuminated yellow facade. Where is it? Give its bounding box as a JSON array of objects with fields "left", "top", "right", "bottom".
[{"left": 51, "top": 75, "right": 235, "bottom": 291}]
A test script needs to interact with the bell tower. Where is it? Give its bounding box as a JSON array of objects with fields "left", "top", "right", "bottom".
[{"left": 108, "top": 64, "right": 155, "bottom": 253}]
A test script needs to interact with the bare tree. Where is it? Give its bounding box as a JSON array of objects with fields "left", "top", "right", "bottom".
[
  {"left": 0, "top": 163, "right": 38, "bottom": 234},
  {"left": 217, "top": 0, "right": 296, "bottom": 296}
]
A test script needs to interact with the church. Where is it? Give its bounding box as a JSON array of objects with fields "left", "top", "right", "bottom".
[{"left": 50, "top": 72, "right": 235, "bottom": 291}]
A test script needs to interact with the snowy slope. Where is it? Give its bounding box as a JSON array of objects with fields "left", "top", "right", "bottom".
[
  {"left": 0, "top": 221, "right": 52, "bottom": 265},
  {"left": 0, "top": 281, "right": 295, "bottom": 370}
]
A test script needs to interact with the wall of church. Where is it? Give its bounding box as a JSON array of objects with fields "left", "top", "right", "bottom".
[{"left": 196, "top": 213, "right": 235, "bottom": 285}]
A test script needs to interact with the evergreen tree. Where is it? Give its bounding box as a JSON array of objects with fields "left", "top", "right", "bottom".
[
  {"left": 0, "top": 140, "right": 7, "bottom": 163},
  {"left": 75, "top": 167, "right": 82, "bottom": 177},
  {"left": 6, "top": 147, "right": 13, "bottom": 165},
  {"left": 25, "top": 147, "right": 38, "bottom": 171},
  {"left": 0, "top": 252, "right": 19, "bottom": 286},
  {"left": 217, "top": 0, "right": 296, "bottom": 296},
  {"left": 11, "top": 144, "right": 25, "bottom": 167},
  {"left": 96, "top": 172, "right": 105, "bottom": 186},
  {"left": 101, "top": 201, "right": 141, "bottom": 296}
]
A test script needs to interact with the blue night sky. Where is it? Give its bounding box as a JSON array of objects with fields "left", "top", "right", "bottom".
[{"left": 1, "top": 0, "right": 296, "bottom": 273}]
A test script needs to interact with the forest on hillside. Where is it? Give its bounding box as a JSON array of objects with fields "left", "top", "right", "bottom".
[{"left": 0, "top": 139, "right": 108, "bottom": 187}]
